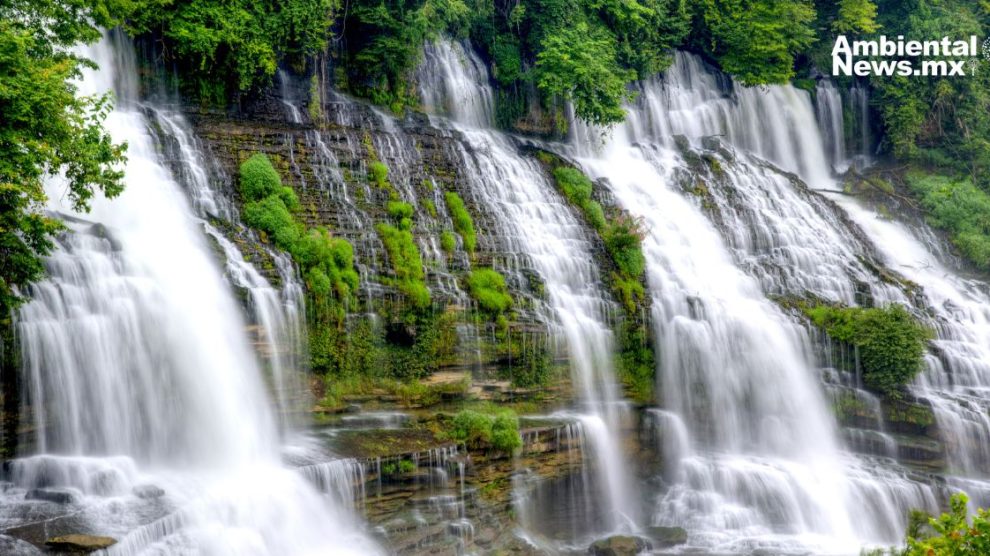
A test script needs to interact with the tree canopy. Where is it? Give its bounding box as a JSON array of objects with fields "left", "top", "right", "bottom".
[{"left": 0, "top": 0, "right": 129, "bottom": 314}]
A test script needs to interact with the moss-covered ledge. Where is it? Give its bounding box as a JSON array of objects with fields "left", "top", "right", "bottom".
[{"left": 532, "top": 149, "right": 656, "bottom": 404}]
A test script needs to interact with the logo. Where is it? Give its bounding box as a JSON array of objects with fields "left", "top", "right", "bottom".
[{"left": 832, "top": 35, "right": 985, "bottom": 77}]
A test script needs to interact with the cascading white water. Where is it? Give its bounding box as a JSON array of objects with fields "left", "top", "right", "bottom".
[
  {"left": 816, "top": 80, "right": 849, "bottom": 173},
  {"left": 600, "top": 49, "right": 990, "bottom": 550},
  {"left": 149, "top": 107, "right": 307, "bottom": 423},
  {"left": 416, "top": 40, "right": 638, "bottom": 536},
  {"left": 561, "top": 50, "right": 968, "bottom": 551},
  {"left": 1, "top": 34, "right": 380, "bottom": 555},
  {"left": 571, "top": 117, "right": 860, "bottom": 554}
]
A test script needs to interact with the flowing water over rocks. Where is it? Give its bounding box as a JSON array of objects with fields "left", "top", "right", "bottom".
[
  {"left": 1, "top": 34, "right": 381, "bottom": 555},
  {"left": 8, "top": 30, "right": 990, "bottom": 556}
]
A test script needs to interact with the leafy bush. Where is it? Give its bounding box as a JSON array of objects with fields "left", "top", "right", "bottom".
[
  {"left": 278, "top": 186, "right": 300, "bottom": 212},
  {"left": 603, "top": 214, "right": 647, "bottom": 279},
  {"left": 368, "top": 161, "right": 390, "bottom": 189},
  {"left": 387, "top": 200, "right": 414, "bottom": 221},
  {"left": 467, "top": 268, "right": 513, "bottom": 315},
  {"left": 536, "top": 22, "right": 635, "bottom": 126},
  {"left": 375, "top": 223, "right": 430, "bottom": 309},
  {"left": 865, "top": 493, "right": 990, "bottom": 556},
  {"left": 444, "top": 191, "right": 476, "bottom": 253},
  {"left": 440, "top": 230, "right": 457, "bottom": 253},
  {"left": 906, "top": 172, "right": 990, "bottom": 269},
  {"left": 240, "top": 154, "right": 282, "bottom": 201},
  {"left": 803, "top": 304, "right": 932, "bottom": 398},
  {"left": 450, "top": 409, "right": 521, "bottom": 453},
  {"left": 243, "top": 195, "right": 299, "bottom": 250}
]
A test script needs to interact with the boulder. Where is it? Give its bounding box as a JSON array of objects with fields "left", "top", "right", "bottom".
[
  {"left": 132, "top": 484, "right": 165, "bottom": 499},
  {"left": 588, "top": 535, "right": 651, "bottom": 556},
  {"left": 45, "top": 534, "right": 116, "bottom": 553},
  {"left": 25, "top": 488, "right": 78, "bottom": 504},
  {"left": 645, "top": 526, "right": 688, "bottom": 547}
]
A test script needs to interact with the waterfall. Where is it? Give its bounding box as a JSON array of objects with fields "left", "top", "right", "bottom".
[
  {"left": 584, "top": 48, "right": 990, "bottom": 550},
  {"left": 148, "top": 107, "right": 308, "bottom": 423},
  {"left": 571, "top": 114, "right": 859, "bottom": 554},
  {"left": 562, "top": 50, "right": 959, "bottom": 551},
  {"left": 815, "top": 80, "right": 849, "bottom": 173},
  {"left": 2, "top": 34, "right": 380, "bottom": 555},
  {"left": 416, "top": 40, "right": 639, "bottom": 536}
]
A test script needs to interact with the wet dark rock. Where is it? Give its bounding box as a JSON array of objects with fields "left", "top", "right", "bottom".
[
  {"left": 25, "top": 488, "right": 78, "bottom": 504},
  {"left": 588, "top": 535, "right": 651, "bottom": 555},
  {"left": 645, "top": 526, "right": 688, "bottom": 547},
  {"left": 45, "top": 534, "right": 116, "bottom": 553},
  {"left": 132, "top": 484, "right": 165, "bottom": 499},
  {"left": 0, "top": 535, "right": 42, "bottom": 555}
]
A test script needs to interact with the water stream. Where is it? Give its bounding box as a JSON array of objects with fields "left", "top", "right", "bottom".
[{"left": 1, "top": 34, "right": 379, "bottom": 555}]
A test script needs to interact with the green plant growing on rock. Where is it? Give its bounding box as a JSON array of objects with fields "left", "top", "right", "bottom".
[
  {"left": 803, "top": 303, "right": 932, "bottom": 399},
  {"left": 444, "top": 191, "right": 476, "bottom": 253},
  {"left": 368, "top": 161, "right": 390, "bottom": 189},
  {"left": 240, "top": 154, "right": 282, "bottom": 200},
  {"left": 906, "top": 171, "right": 990, "bottom": 270},
  {"left": 375, "top": 222, "right": 431, "bottom": 309},
  {"left": 450, "top": 409, "right": 522, "bottom": 453},
  {"left": 467, "top": 268, "right": 513, "bottom": 316},
  {"left": 386, "top": 200, "right": 414, "bottom": 230},
  {"left": 243, "top": 194, "right": 300, "bottom": 250},
  {"left": 440, "top": 231, "right": 457, "bottom": 253},
  {"left": 545, "top": 158, "right": 654, "bottom": 401}
]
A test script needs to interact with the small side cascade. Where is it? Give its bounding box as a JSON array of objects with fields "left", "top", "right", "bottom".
[{"left": 416, "top": 38, "right": 640, "bottom": 539}]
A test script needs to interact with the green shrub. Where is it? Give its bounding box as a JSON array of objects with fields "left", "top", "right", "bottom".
[
  {"left": 450, "top": 409, "right": 521, "bottom": 453},
  {"left": 553, "top": 167, "right": 593, "bottom": 204},
  {"left": 491, "top": 412, "right": 523, "bottom": 453},
  {"left": 444, "top": 191, "right": 476, "bottom": 253},
  {"left": 906, "top": 172, "right": 990, "bottom": 269},
  {"left": 243, "top": 196, "right": 299, "bottom": 250},
  {"left": 375, "top": 223, "right": 430, "bottom": 309},
  {"left": 295, "top": 228, "right": 360, "bottom": 301},
  {"left": 603, "top": 214, "right": 646, "bottom": 279},
  {"left": 803, "top": 304, "right": 932, "bottom": 399},
  {"left": 423, "top": 198, "right": 437, "bottom": 218},
  {"left": 240, "top": 154, "right": 282, "bottom": 201},
  {"left": 874, "top": 493, "right": 990, "bottom": 556},
  {"left": 278, "top": 186, "right": 300, "bottom": 212},
  {"left": 440, "top": 230, "right": 457, "bottom": 253},
  {"left": 467, "top": 268, "right": 513, "bottom": 315},
  {"left": 387, "top": 200, "right": 414, "bottom": 221},
  {"left": 368, "top": 161, "right": 389, "bottom": 189}
]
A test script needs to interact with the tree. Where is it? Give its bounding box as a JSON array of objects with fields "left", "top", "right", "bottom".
[
  {"left": 905, "top": 493, "right": 990, "bottom": 555},
  {"left": 535, "top": 21, "right": 635, "bottom": 126},
  {"left": 832, "top": 0, "right": 879, "bottom": 34},
  {"left": 698, "top": 0, "right": 816, "bottom": 85},
  {"left": 0, "top": 0, "right": 130, "bottom": 315}
]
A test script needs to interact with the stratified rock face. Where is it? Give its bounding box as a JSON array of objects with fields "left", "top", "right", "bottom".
[
  {"left": 45, "top": 534, "right": 117, "bottom": 553},
  {"left": 588, "top": 535, "right": 651, "bottom": 556}
]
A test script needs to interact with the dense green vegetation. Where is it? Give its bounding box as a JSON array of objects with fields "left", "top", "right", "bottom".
[
  {"left": 467, "top": 268, "right": 513, "bottom": 317},
  {"left": 0, "top": 0, "right": 128, "bottom": 316},
  {"left": 126, "top": 0, "right": 335, "bottom": 102},
  {"left": 443, "top": 191, "right": 476, "bottom": 254},
  {"left": 542, "top": 157, "right": 654, "bottom": 402},
  {"left": 905, "top": 172, "right": 990, "bottom": 270},
  {"left": 239, "top": 155, "right": 358, "bottom": 298},
  {"left": 448, "top": 408, "right": 522, "bottom": 453},
  {"left": 802, "top": 303, "right": 932, "bottom": 399},
  {"left": 865, "top": 493, "right": 990, "bottom": 556}
]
